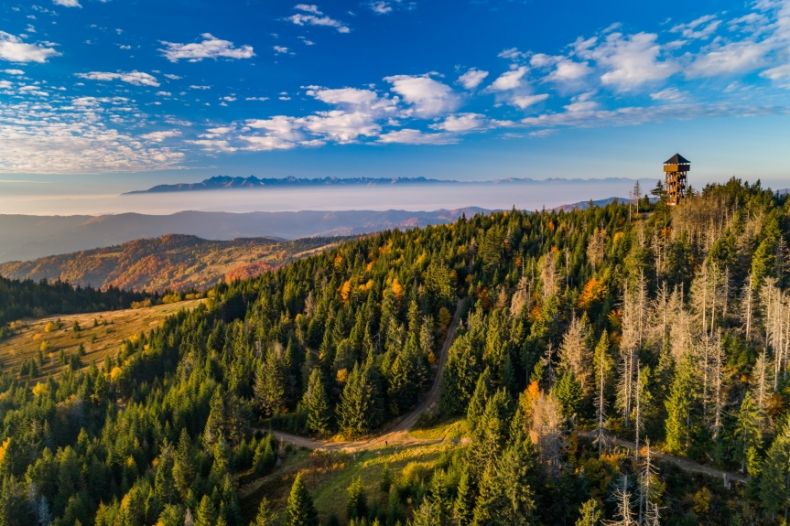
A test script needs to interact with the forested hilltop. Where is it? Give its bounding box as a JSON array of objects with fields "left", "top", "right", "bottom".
[{"left": 0, "top": 179, "right": 788, "bottom": 525}]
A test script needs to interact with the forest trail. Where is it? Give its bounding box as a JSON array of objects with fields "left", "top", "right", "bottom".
[
  {"left": 577, "top": 430, "right": 748, "bottom": 484},
  {"left": 268, "top": 298, "right": 468, "bottom": 453},
  {"left": 266, "top": 297, "right": 747, "bottom": 486}
]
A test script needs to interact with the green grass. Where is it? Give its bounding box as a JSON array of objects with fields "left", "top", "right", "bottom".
[
  {"left": 240, "top": 420, "right": 467, "bottom": 524},
  {"left": 0, "top": 299, "right": 203, "bottom": 381},
  {"left": 408, "top": 419, "right": 468, "bottom": 441}
]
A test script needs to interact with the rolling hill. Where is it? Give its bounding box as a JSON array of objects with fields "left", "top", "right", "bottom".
[
  {"left": 0, "top": 234, "right": 339, "bottom": 293},
  {"left": 0, "top": 208, "right": 485, "bottom": 262}
]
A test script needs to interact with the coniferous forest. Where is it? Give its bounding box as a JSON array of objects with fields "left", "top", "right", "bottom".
[{"left": 0, "top": 179, "right": 788, "bottom": 525}]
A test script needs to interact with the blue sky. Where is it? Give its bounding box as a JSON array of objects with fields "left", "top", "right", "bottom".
[{"left": 1, "top": 0, "right": 790, "bottom": 189}]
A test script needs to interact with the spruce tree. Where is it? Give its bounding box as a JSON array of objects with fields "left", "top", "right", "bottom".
[
  {"left": 453, "top": 468, "right": 475, "bottom": 526},
  {"left": 195, "top": 495, "right": 217, "bottom": 526},
  {"left": 252, "top": 498, "right": 276, "bottom": 526},
  {"left": 337, "top": 360, "right": 383, "bottom": 437},
  {"left": 472, "top": 439, "right": 536, "bottom": 525},
  {"left": 203, "top": 388, "right": 225, "bottom": 448},
  {"left": 575, "top": 499, "right": 602, "bottom": 526},
  {"left": 346, "top": 477, "right": 368, "bottom": 521},
  {"left": 302, "top": 368, "right": 332, "bottom": 436},
  {"left": 664, "top": 357, "right": 699, "bottom": 455},
  {"left": 759, "top": 415, "right": 789, "bottom": 521},
  {"left": 286, "top": 474, "right": 318, "bottom": 526},
  {"left": 254, "top": 347, "right": 287, "bottom": 417},
  {"left": 735, "top": 392, "right": 763, "bottom": 475},
  {"left": 466, "top": 368, "right": 492, "bottom": 428}
]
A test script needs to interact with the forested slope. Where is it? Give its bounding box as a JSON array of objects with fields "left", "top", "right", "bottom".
[
  {"left": 0, "top": 179, "right": 788, "bottom": 525},
  {"left": 0, "top": 276, "right": 145, "bottom": 329},
  {"left": 0, "top": 235, "right": 338, "bottom": 293}
]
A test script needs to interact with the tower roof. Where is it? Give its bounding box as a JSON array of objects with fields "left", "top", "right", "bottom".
[{"left": 664, "top": 153, "right": 690, "bottom": 164}]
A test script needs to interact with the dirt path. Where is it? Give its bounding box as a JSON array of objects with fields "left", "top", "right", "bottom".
[
  {"left": 269, "top": 298, "right": 467, "bottom": 453},
  {"left": 577, "top": 430, "right": 747, "bottom": 485},
  {"left": 257, "top": 296, "right": 747, "bottom": 490}
]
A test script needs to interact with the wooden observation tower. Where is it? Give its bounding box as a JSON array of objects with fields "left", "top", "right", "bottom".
[{"left": 663, "top": 153, "right": 690, "bottom": 206}]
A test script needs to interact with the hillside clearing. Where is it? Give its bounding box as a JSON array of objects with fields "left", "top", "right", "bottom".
[{"left": 0, "top": 299, "right": 203, "bottom": 380}]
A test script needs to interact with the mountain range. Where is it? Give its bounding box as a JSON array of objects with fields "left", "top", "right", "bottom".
[
  {"left": 125, "top": 175, "right": 639, "bottom": 194},
  {"left": 0, "top": 208, "right": 485, "bottom": 263},
  {"left": 0, "top": 234, "right": 339, "bottom": 293}
]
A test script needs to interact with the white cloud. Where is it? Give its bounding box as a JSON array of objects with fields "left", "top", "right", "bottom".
[
  {"left": 141, "top": 130, "right": 181, "bottom": 142},
  {"left": 308, "top": 86, "right": 380, "bottom": 106},
  {"left": 240, "top": 135, "right": 296, "bottom": 151},
  {"left": 671, "top": 15, "right": 721, "bottom": 40},
  {"left": 520, "top": 100, "right": 783, "bottom": 131},
  {"left": 548, "top": 60, "right": 591, "bottom": 83},
  {"left": 160, "top": 33, "right": 255, "bottom": 62},
  {"left": 189, "top": 84, "right": 211, "bottom": 90},
  {"left": 302, "top": 110, "right": 382, "bottom": 142},
  {"left": 274, "top": 45, "right": 290, "bottom": 55},
  {"left": 0, "top": 31, "right": 59, "bottom": 63},
  {"left": 3, "top": 68, "right": 24, "bottom": 75},
  {"left": 288, "top": 4, "right": 350, "bottom": 33},
  {"left": 687, "top": 41, "right": 767, "bottom": 77},
  {"left": 246, "top": 116, "right": 304, "bottom": 140},
  {"left": 457, "top": 68, "right": 488, "bottom": 89},
  {"left": 498, "top": 47, "right": 529, "bottom": 61},
  {"left": 528, "top": 129, "right": 556, "bottom": 138},
  {"left": 19, "top": 84, "right": 48, "bottom": 97},
  {"left": 53, "top": 0, "right": 81, "bottom": 7},
  {"left": 367, "top": 1, "right": 415, "bottom": 15},
  {"left": 761, "top": 64, "right": 790, "bottom": 87},
  {"left": 0, "top": 97, "right": 183, "bottom": 173},
  {"left": 580, "top": 32, "right": 679, "bottom": 92},
  {"left": 187, "top": 139, "right": 238, "bottom": 153},
  {"left": 432, "top": 113, "right": 486, "bottom": 132},
  {"left": 378, "top": 128, "right": 456, "bottom": 144},
  {"left": 370, "top": 1, "right": 393, "bottom": 14},
  {"left": 236, "top": 116, "right": 305, "bottom": 151},
  {"left": 385, "top": 74, "right": 460, "bottom": 117},
  {"left": 204, "top": 126, "right": 234, "bottom": 136},
  {"left": 76, "top": 70, "right": 160, "bottom": 87},
  {"left": 530, "top": 54, "right": 555, "bottom": 68},
  {"left": 294, "top": 4, "right": 321, "bottom": 13},
  {"left": 488, "top": 66, "right": 528, "bottom": 91},
  {"left": 511, "top": 93, "right": 549, "bottom": 109},
  {"left": 0, "top": 80, "right": 11, "bottom": 89},
  {"left": 650, "top": 87, "right": 685, "bottom": 101}
]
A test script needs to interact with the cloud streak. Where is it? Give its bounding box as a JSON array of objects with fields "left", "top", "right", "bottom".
[{"left": 160, "top": 33, "right": 254, "bottom": 62}]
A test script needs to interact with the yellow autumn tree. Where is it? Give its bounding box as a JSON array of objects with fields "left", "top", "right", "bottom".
[
  {"left": 391, "top": 277, "right": 404, "bottom": 299},
  {"left": 0, "top": 438, "right": 10, "bottom": 470},
  {"left": 339, "top": 279, "right": 352, "bottom": 302}
]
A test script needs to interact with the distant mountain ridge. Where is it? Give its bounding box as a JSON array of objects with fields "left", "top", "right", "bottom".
[
  {"left": 0, "top": 234, "right": 339, "bottom": 293},
  {"left": 124, "top": 175, "right": 450, "bottom": 194},
  {"left": 0, "top": 208, "right": 486, "bottom": 263},
  {"left": 125, "top": 175, "right": 640, "bottom": 194}
]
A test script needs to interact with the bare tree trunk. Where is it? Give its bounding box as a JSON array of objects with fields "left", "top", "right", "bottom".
[
  {"left": 634, "top": 362, "right": 641, "bottom": 461},
  {"left": 744, "top": 274, "right": 754, "bottom": 341},
  {"left": 713, "top": 332, "right": 724, "bottom": 439}
]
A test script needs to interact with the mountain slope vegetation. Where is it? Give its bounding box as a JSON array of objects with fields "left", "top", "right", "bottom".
[
  {"left": 0, "top": 234, "right": 338, "bottom": 293},
  {"left": 0, "top": 179, "right": 788, "bottom": 525},
  {"left": 0, "top": 276, "right": 145, "bottom": 329}
]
